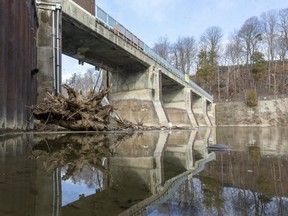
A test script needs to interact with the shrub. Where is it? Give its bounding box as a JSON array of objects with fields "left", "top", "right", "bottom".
[{"left": 246, "top": 90, "right": 258, "bottom": 107}]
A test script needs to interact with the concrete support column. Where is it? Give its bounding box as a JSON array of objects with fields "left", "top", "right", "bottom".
[
  {"left": 36, "top": 1, "right": 62, "bottom": 103},
  {"left": 162, "top": 86, "right": 193, "bottom": 128},
  {"left": 191, "top": 92, "right": 212, "bottom": 126},
  {"left": 207, "top": 102, "right": 216, "bottom": 126},
  {"left": 185, "top": 88, "right": 198, "bottom": 127},
  {"left": 152, "top": 69, "right": 170, "bottom": 127},
  {"left": 202, "top": 98, "right": 212, "bottom": 126},
  {"left": 110, "top": 66, "right": 169, "bottom": 127}
]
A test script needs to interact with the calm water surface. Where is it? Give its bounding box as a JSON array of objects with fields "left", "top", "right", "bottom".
[{"left": 0, "top": 127, "right": 288, "bottom": 216}]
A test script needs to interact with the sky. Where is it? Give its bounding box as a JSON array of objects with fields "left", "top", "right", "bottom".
[{"left": 62, "top": 0, "right": 288, "bottom": 81}]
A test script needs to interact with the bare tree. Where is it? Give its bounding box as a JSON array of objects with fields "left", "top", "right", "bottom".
[
  {"left": 238, "top": 16, "right": 262, "bottom": 66},
  {"left": 277, "top": 8, "right": 288, "bottom": 61},
  {"left": 153, "top": 36, "right": 171, "bottom": 61},
  {"left": 200, "top": 26, "right": 223, "bottom": 63},
  {"left": 198, "top": 26, "right": 223, "bottom": 99},
  {"left": 64, "top": 68, "right": 101, "bottom": 94},
  {"left": 171, "top": 36, "right": 197, "bottom": 74},
  {"left": 275, "top": 8, "right": 288, "bottom": 94},
  {"left": 260, "top": 10, "right": 278, "bottom": 94},
  {"left": 225, "top": 32, "right": 243, "bottom": 98}
]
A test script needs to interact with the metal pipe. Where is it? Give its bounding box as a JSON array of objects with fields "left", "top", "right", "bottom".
[
  {"left": 52, "top": 10, "right": 56, "bottom": 93},
  {"left": 55, "top": 4, "right": 61, "bottom": 94},
  {"left": 52, "top": 168, "right": 61, "bottom": 216}
]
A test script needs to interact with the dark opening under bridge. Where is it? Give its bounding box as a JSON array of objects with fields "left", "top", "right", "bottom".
[{"left": 37, "top": 0, "right": 214, "bottom": 128}]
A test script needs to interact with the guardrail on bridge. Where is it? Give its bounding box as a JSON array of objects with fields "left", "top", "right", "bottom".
[{"left": 95, "top": 6, "right": 213, "bottom": 102}]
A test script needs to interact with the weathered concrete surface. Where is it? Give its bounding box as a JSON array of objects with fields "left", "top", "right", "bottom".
[
  {"left": 207, "top": 102, "right": 216, "bottom": 125},
  {"left": 192, "top": 94, "right": 212, "bottom": 127},
  {"left": 72, "top": 0, "right": 95, "bottom": 15},
  {"left": 113, "top": 100, "right": 160, "bottom": 126},
  {"left": 36, "top": 1, "right": 62, "bottom": 102},
  {"left": 108, "top": 65, "right": 167, "bottom": 126},
  {"left": 216, "top": 98, "right": 288, "bottom": 126},
  {"left": 162, "top": 86, "right": 195, "bottom": 127}
]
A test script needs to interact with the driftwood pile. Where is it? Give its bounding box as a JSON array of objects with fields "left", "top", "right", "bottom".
[{"left": 32, "top": 84, "right": 150, "bottom": 131}]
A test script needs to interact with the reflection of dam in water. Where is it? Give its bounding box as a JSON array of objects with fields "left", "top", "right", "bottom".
[
  {"left": 0, "top": 129, "right": 214, "bottom": 216},
  {"left": 2, "top": 127, "right": 287, "bottom": 215},
  {"left": 60, "top": 129, "right": 215, "bottom": 216}
]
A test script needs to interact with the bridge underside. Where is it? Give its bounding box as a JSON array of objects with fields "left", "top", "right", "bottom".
[
  {"left": 62, "top": 17, "right": 148, "bottom": 72},
  {"left": 35, "top": 0, "right": 214, "bottom": 129}
]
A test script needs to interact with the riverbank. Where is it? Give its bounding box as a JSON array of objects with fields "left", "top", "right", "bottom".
[{"left": 215, "top": 97, "right": 288, "bottom": 126}]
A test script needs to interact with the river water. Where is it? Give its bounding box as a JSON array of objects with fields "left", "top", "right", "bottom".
[{"left": 0, "top": 127, "right": 288, "bottom": 216}]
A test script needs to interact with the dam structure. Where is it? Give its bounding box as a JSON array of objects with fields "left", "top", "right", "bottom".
[{"left": 0, "top": 0, "right": 214, "bottom": 130}]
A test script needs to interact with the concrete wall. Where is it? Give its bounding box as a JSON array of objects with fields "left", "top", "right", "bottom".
[
  {"left": 191, "top": 93, "right": 209, "bottom": 126},
  {"left": 163, "top": 87, "right": 192, "bottom": 127},
  {"left": 72, "top": 0, "right": 95, "bottom": 15},
  {"left": 216, "top": 98, "right": 288, "bottom": 126},
  {"left": 109, "top": 66, "right": 164, "bottom": 126},
  {"left": 37, "top": 7, "right": 55, "bottom": 103}
]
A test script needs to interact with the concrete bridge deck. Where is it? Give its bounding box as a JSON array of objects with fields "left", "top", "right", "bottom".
[{"left": 36, "top": 0, "right": 215, "bottom": 128}]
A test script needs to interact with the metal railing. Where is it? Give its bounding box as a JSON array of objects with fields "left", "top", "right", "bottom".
[{"left": 95, "top": 6, "right": 213, "bottom": 101}]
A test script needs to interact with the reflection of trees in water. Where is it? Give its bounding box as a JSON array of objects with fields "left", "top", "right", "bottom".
[
  {"left": 227, "top": 187, "right": 288, "bottom": 216},
  {"left": 31, "top": 133, "right": 126, "bottom": 184},
  {"left": 62, "top": 165, "right": 103, "bottom": 189},
  {"left": 154, "top": 159, "right": 288, "bottom": 216},
  {"left": 200, "top": 176, "right": 225, "bottom": 215},
  {"left": 154, "top": 179, "right": 203, "bottom": 215},
  {"left": 146, "top": 127, "right": 288, "bottom": 215},
  {"left": 157, "top": 177, "right": 288, "bottom": 215},
  {"left": 248, "top": 145, "right": 261, "bottom": 163}
]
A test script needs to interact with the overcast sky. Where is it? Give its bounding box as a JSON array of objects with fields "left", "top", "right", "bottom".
[{"left": 63, "top": 0, "right": 288, "bottom": 80}]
